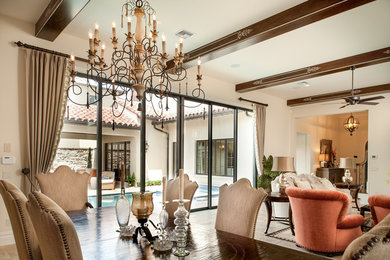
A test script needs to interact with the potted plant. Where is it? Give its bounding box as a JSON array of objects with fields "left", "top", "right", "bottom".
[
  {"left": 257, "top": 155, "right": 280, "bottom": 193},
  {"left": 126, "top": 172, "right": 136, "bottom": 187}
]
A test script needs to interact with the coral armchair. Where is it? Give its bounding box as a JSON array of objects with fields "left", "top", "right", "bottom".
[
  {"left": 286, "top": 187, "right": 364, "bottom": 253},
  {"left": 368, "top": 194, "right": 390, "bottom": 226}
]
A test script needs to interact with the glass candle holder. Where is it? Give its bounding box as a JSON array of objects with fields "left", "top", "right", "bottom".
[
  {"left": 153, "top": 202, "right": 173, "bottom": 252},
  {"left": 131, "top": 191, "right": 154, "bottom": 219},
  {"left": 173, "top": 199, "right": 190, "bottom": 257}
]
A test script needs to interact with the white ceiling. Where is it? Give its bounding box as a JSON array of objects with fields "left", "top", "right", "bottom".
[
  {"left": 0, "top": 0, "right": 50, "bottom": 23},
  {"left": 1, "top": 0, "right": 389, "bottom": 101}
]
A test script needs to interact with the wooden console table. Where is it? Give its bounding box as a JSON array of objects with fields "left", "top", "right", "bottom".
[{"left": 316, "top": 168, "right": 344, "bottom": 183}]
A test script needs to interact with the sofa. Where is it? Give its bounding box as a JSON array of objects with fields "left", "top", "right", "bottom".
[
  {"left": 342, "top": 213, "right": 390, "bottom": 260},
  {"left": 286, "top": 187, "right": 364, "bottom": 253},
  {"left": 272, "top": 173, "right": 353, "bottom": 213}
]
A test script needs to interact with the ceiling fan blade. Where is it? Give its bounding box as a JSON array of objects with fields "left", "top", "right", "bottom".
[
  {"left": 358, "top": 96, "right": 385, "bottom": 102},
  {"left": 339, "top": 104, "right": 350, "bottom": 109},
  {"left": 359, "top": 102, "right": 379, "bottom": 105},
  {"left": 343, "top": 97, "right": 353, "bottom": 102}
]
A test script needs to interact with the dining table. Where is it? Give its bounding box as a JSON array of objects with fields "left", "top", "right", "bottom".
[{"left": 68, "top": 206, "right": 329, "bottom": 260}]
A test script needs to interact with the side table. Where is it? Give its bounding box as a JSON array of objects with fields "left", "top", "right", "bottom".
[
  {"left": 335, "top": 183, "right": 362, "bottom": 210},
  {"left": 264, "top": 192, "right": 294, "bottom": 235}
]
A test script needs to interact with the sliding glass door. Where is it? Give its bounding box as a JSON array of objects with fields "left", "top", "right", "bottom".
[
  {"left": 183, "top": 100, "right": 209, "bottom": 209},
  {"left": 211, "top": 106, "right": 234, "bottom": 206}
]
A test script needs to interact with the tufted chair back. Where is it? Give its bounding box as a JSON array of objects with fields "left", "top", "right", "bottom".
[
  {"left": 26, "top": 191, "right": 83, "bottom": 260},
  {"left": 0, "top": 180, "right": 42, "bottom": 260},
  {"left": 215, "top": 178, "right": 267, "bottom": 238},
  {"left": 36, "top": 165, "right": 90, "bottom": 211}
]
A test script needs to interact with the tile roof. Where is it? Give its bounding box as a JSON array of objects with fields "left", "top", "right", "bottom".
[{"left": 66, "top": 98, "right": 232, "bottom": 127}]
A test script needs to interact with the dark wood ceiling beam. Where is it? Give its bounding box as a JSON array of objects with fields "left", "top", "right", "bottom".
[
  {"left": 236, "top": 47, "right": 390, "bottom": 93},
  {"left": 287, "top": 83, "right": 390, "bottom": 106},
  {"left": 35, "top": 0, "right": 90, "bottom": 41},
  {"left": 167, "top": 0, "right": 374, "bottom": 69}
]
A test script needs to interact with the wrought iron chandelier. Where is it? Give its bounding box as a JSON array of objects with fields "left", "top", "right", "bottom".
[
  {"left": 68, "top": 0, "right": 204, "bottom": 121},
  {"left": 344, "top": 113, "right": 359, "bottom": 136}
]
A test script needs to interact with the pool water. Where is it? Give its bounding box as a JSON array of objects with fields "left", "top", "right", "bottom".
[{"left": 88, "top": 185, "right": 220, "bottom": 208}]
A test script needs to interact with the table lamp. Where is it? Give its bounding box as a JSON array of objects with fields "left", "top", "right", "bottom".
[
  {"left": 339, "top": 157, "right": 356, "bottom": 186},
  {"left": 272, "top": 157, "right": 295, "bottom": 194},
  {"left": 318, "top": 153, "right": 329, "bottom": 168}
]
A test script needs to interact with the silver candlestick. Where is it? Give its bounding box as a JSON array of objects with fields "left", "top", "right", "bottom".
[{"left": 173, "top": 199, "right": 190, "bottom": 257}]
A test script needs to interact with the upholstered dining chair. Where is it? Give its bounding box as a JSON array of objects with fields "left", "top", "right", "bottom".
[
  {"left": 26, "top": 191, "right": 83, "bottom": 260},
  {"left": 36, "top": 165, "right": 92, "bottom": 211},
  {"left": 286, "top": 187, "right": 364, "bottom": 253},
  {"left": 215, "top": 178, "right": 267, "bottom": 238},
  {"left": 166, "top": 174, "right": 198, "bottom": 219},
  {"left": 0, "top": 180, "right": 42, "bottom": 260},
  {"left": 368, "top": 194, "right": 390, "bottom": 226}
]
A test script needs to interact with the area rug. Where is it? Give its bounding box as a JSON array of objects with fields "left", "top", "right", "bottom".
[{"left": 266, "top": 227, "right": 295, "bottom": 243}]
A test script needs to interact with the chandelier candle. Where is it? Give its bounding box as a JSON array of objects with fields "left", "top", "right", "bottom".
[{"left": 94, "top": 24, "right": 99, "bottom": 40}]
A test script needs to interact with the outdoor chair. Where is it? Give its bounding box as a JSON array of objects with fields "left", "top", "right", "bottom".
[{"left": 215, "top": 178, "right": 267, "bottom": 238}]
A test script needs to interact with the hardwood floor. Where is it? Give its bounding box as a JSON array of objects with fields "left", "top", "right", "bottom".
[
  {"left": 0, "top": 204, "right": 341, "bottom": 259},
  {"left": 0, "top": 244, "right": 18, "bottom": 260}
]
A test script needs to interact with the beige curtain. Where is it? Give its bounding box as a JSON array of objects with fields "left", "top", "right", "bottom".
[
  {"left": 25, "top": 49, "right": 70, "bottom": 183},
  {"left": 253, "top": 104, "right": 266, "bottom": 175}
]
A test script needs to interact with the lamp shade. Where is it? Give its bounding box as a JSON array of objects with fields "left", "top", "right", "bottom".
[
  {"left": 318, "top": 154, "right": 329, "bottom": 162},
  {"left": 271, "top": 157, "right": 295, "bottom": 172},
  {"left": 339, "top": 157, "right": 356, "bottom": 169}
]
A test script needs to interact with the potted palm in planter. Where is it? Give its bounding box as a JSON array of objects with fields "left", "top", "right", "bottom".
[
  {"left": 258, "top": 155, "right": 289, "bottom": 218},
  {"left": 257, "top": 155, "right": 280, "bottom": 193}
]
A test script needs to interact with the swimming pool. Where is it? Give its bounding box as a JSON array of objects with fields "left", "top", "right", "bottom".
[{"left": 88, "top": 185, "right": 219, "bottom": 208}]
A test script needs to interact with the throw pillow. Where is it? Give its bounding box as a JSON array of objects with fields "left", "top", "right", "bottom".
[
  {"left": 295, "top": 180, "right": 312, "bottom": 189},
  {"left": 320, "top": 178, "right": 336, "bottom": 190},
  {"left": 310, "top": 182, "right": 328, "bottom": 190}
]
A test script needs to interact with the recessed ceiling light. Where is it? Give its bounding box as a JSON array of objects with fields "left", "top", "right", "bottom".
[
  {"left": 175, "top": 30, "right": 194, "bottom": 39},
  {"left": 293, "top": 81, "right": 310, "bottom": 90},
  {"left": 231, "top": 64, "right": 240, "bottom": 68},
  {"left": 298, "top": 81, "right": 310, "bottom": 87}
]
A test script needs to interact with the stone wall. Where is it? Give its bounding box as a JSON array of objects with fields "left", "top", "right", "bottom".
[{"left": 51, "top": 148, "right": 94, "bottom": 171}]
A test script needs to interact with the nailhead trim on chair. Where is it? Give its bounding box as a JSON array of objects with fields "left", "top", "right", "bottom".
[
  {"left": 31, "top": 192, "right": 73, "bottom": 260},
  {"left": 2, "top": 182, "right": 34, "bottom": 260},
  {"left": 351, "top": 237, "right": 380, "bottom": 260}
]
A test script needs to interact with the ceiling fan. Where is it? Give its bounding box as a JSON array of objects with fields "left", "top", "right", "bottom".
[{"left": 339, "top": 66, "right": 385, "bottom": 109}]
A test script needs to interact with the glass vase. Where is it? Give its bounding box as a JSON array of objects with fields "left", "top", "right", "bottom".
[
  {"left": 115, "top": 188, "right": 130, "bottom": 229},
  {"left": 173, "top": 199, "right": 190, "bottom": 257}
]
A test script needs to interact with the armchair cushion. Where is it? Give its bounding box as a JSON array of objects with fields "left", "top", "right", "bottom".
[{"left": 337, "top": 214, "right": 365, "bottom": 229}]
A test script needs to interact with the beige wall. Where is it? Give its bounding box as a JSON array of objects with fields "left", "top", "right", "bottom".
[
  {"left": 292, "top": 96, "right": 390, "bottom": 197},
  {"left": 296, "top": 111, "right": 368, "bottom": 173}
]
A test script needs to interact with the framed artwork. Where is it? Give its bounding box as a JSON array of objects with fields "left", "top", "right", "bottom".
[{"left": 320, "top": 139, "right": 332, "bottom": 162}]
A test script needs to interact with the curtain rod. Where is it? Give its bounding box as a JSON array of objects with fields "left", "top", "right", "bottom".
[
  {"left": 238, "top": 97, "right": 268, "bottom": 107},
  {"left": 14, "top": 41, "right": 89, "bottom": 63}
]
